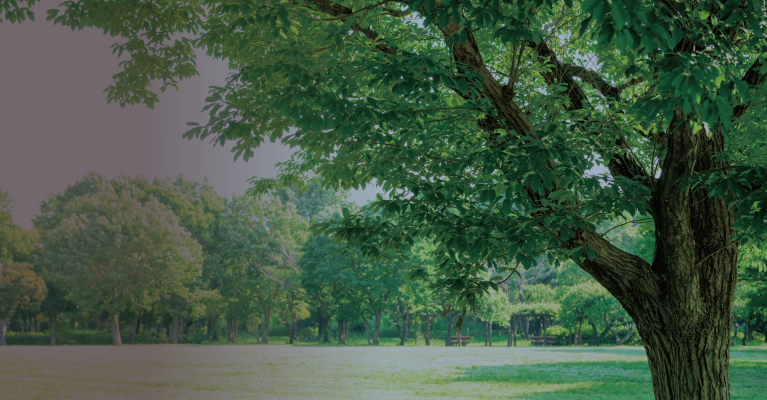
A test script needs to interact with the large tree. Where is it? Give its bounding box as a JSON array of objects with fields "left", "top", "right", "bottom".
[
  {"left": 39, "top": 177, "right": 203, "bottom": 345},
  {"left": 10, "top": 0, "right": 767, "bottom": 397}
]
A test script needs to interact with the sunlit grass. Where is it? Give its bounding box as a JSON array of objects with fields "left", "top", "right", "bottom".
[{"left": 2, "top": 344, "right": 766, "bottom": 399}]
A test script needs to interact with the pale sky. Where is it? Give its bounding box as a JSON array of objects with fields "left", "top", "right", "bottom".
[{"left": 0, "top": 2, "right": 380, "bottom": 230}]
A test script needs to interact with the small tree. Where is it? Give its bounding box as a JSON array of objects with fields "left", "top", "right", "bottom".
[{"left": 475, "top": 284, "right": 513, "bottom": 346}]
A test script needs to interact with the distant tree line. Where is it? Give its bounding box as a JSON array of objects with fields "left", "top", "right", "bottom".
[{"left": 1, "top": 175, "right": 765, "bottom": 347}]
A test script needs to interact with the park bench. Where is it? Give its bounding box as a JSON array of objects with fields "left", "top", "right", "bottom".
[
  {"left": 449, "top": 335, "right": 472, "bottom": 346},
  {"left": 531, "top": 336, "right": 556, "bottom": 346}
]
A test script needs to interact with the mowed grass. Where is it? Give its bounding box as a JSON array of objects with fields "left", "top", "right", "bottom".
[{"left": 1, "top": 345, "right": 765, "bottom": 399}]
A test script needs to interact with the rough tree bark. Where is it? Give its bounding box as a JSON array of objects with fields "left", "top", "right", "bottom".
[
  {"left": 372, "top": 308, "right": 383, "bottom": 346},
  {"left": 424, "top": 316, "right": 431, "bottom": 346}
]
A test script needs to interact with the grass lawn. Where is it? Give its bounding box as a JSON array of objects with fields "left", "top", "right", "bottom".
[{"left": 1, "top": 344, "right": 765, "bottom": 399}]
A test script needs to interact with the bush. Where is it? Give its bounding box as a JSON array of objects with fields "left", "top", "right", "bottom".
[
  {"left": 544, "top": 325, "right": 569, "bottom": 346},
  {"left": 5, "top": 331, "right": 53, "bottom": 345}
]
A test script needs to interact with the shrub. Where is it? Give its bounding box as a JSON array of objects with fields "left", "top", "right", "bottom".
[
  {"left": 544, "top": 325, "right": 569, "bottom": 346},
  {"left": 5, "top": 331, "right": 53, "bottom": 345}
]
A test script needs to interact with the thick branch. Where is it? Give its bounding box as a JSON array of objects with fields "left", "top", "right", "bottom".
[
  {"left": 305, "top": 0, "right": 398, "bottom": 55},
  {"left": 531, "top": 40, "right": 653, "bottom": 184}
]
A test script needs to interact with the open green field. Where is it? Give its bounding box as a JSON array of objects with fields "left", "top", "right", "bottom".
[{"left": 1, "top": 345, "right": 766, "bottom": 399}]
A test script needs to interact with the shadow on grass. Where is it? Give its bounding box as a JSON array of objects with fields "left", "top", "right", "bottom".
[
  {"left": 539, "top": 347, "right": 648, "bottom": 357},
  {"left": 454, "top": 359, "right": 767, "bottom": 400}
]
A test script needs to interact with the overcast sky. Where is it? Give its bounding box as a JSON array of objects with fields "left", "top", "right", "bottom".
[{"left": 0, "top": 2, "right": 381, "bottom": 230}]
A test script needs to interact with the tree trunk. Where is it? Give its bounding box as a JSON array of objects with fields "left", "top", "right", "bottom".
[
  {"left": 732, "top": 319, "right": 738, "bottom": 347},
  {"left": 49, "top": 314, "right": 57, "bottom": 346},
  {"left": 291, "top": 319, "right": 300, "bottom": 344},
  {"left": 576, "top": 321, "right": 583, "bottom": 345},
  {"left": 615, "top": 323, "right": 635, "bottom": 346},
  {"left": 489, "top": 320, "right": 493, "bottom": 346},
  {"left": 344, "top": 321, "right": 349, "bottom": 344},
  {"left": 261, "top": 308, "right": 271, "bottom": 344},
  {"left": 591, "top": 320, "right": 615, "bottom": 346},
  {"left": 742, "top": 321, "right": 748, "bottom": 346},
  {"left": 524, "top": 316, "right": 529, "bottom": 340},
  {"left": 425, "top": 316, "right": 431, "bottom": 346},
  {"left": 373, "top": 308, "right": 382, "bottom": 346},
  {"left": 404, "top": 312, "right": 412, "bottom": 343},
  {"left": 179, "top": 316, "right": 185, "bottom": 344},
  {"left": 0, "top": 319, "right": 7, "bottom": 345},
  {"left": 207, "top": 313, "right": 219, "bottom": 342},
  {"left": 445, "top": 314, "right": 455, "bottom": 347},
  {"left": 111, "top": 312, "right": 122, "bottom": 346},
  {"left": 589, "top": 321, "right": 599, "bottom": 346},
  {"left": 227, "top": 318, "right": 238, "bottom": 343},
  {"left": 511, "top": 316, "right": 517, "bottom": 347},
  {"left": 337, "top": 320, "right": 343, "bottom": 344},
  {"left": 170, "top": 314, "right": 181, "bottom": 344},
  {"left": 128, "top": 312, "right": 140, "bottom": 345},
  {"left": 566, "top": 119, "right": 741, "bottom": 398},
  {"left": 362, "top": 316, "right": 371, "bottom": 345}
]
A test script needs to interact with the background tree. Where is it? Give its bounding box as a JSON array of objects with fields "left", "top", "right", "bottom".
[
  {"left": 0, "top": 186, "right": 44, "bottom": 345},
  {"left": 211, "top": 195, "right": 308, "bottom": 343},
  {"left": 0, "top": 186, "right": 36, "bottom": 271},
  {"left": 40, "top": 179, "right": 203, "bottom": 345},
  {"left": 0, "top": 262, "right": 47, "bottom": 345}
]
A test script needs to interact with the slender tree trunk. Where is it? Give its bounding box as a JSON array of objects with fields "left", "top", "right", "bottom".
[
  {"left": 128, "top": 312, "right": 140, "bottom": 345},
  {"left": 291, "top": 319, "right": 300, "bottom": 344},
  {"left": 179, "top": 316, "right": 185, "bottom": 344},
  {"left": 207, "top": 312, "right": 219, "bottom": 342},
  {"left": 362, "top": 316, "right": 371, "bottom": 345},
  {"left": 403, "top": 311, "right": 411, "bottom": 344},
  {"left": 48, "top": 313, "right": 58, "bottom": 346},
  {"left": 373, "top": 309, "right": 382, "bottom": 346},
  {"left": 445, "top": 314, "right": 455, "bottom": 347},
  {"left": 524, "top": 316, "right": 530, "bottom": 340},
  {"left": 171, "top": 314, "right": 181, "bottom": 344},
  {"left": 425, "top": 316, "right": 431, "bottom": 346},
  {"left": 732, "top": 319, "right": 738, "bottom": 347},
  {"left": 577, "top": 321, "right": 583, "bottom": 345},
  {"left": 0, "top": 319, "right": 7, "bottom": 345},
  {"left": 227, "top": 318, "right": 239, "bottom": 343},
  {"left": 489, "top": 320, "right": 493, "bottom": 346},
  {"left": 742, "top": 321, "right": 749, "bottom": 346},
  {"left": 615, "top": 323, "right": 635, "bottom": 346},
  {"left": 111, "top": 312, "right": 122, "bottom": 346},
  {"left": 344, "top": 321, "right": 349, "bottom": 344},
  {"left": 511, "top": 316, "right": 518, "bottom": 347},
  {"left": 261, "top": 308, "right": 271, "bottom": 344}
]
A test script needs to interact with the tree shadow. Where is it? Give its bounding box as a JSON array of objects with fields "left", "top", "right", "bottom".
[
  {"left": 538, "top": 346, "right": 648, "bottom": 357},
  {"left": 453, "top": 359, "right": 767, "bottom": 399}
]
